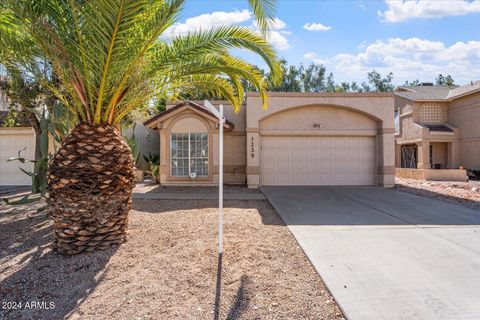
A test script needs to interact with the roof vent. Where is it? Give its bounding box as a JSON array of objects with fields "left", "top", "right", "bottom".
[{"left": 417, "top": 82, "right": 434, "bottom": 86}]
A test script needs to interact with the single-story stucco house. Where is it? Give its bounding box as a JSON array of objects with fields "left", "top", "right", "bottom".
[
  {"left": 3, "top": 82, "right": 478, "bottom": 187},
  {"left": 143, "top": 92, "right": 396, "bottom": 188},
  {"left": 394, "top": 81, "right": 480, "bottom": 180}
]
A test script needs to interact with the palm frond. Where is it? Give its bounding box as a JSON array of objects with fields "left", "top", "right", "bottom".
[
  {"left": 248, "top": 0, "right": 276, "bottom": 36},
  {"left": 2, "top": 0, "right": 281, "bottom": 126}
]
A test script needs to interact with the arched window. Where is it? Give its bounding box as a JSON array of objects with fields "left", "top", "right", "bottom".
[{"left": 170, "top": 117, "right": 209, "bottom": 177}]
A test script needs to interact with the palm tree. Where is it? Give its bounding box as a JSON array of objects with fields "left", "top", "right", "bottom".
[{"left": 0, "top": 0, "right": 281, "bottom": 254}]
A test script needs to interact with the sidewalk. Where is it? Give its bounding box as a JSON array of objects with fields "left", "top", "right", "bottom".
[
  {"left": 133, "top": 192, "right": 265, "bottom": 200},
  {"left": 0, "top": 186, "right": 31, "bottom": 200},
  {"left": 133, "top": 180, "right": 265, "bottom": 200}
]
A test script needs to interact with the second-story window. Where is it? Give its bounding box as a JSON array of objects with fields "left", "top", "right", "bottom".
[
  {"left": 394, "top": 108, "right": 399, "bottom": 133},
  {"left": 419, "top": 103, "right": 445, "bottom": 124}
]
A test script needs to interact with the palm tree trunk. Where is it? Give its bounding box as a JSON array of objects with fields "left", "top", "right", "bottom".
[{"left": 47, "top": 123, "right": 135, "bottom": 254}]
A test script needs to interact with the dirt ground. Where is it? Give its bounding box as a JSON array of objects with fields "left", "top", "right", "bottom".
[
  {"left": 395, "top": 178, "right": 480, "bottom": 211},
  {"left": 0, "top": 199, "right": 343, "bottom": 320}
]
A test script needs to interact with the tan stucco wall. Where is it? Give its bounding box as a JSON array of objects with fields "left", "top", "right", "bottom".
[
  {"left": 148, "top": 106, "right": 246, "bottom": 185},
  {"left": 171, "top": 117, "right": 208, "bottom": 132},
  {"left": 260, "top": 105, "right": 378, "bottom": 133},
  {"left": 246, "top": 92, "right": 396, "bottom": 188},
  {"left": 431, "top": 142, "right": 447, "bottom": 168},
  {"left": 448, "top": 92, "right": 480, "bottom": 168},
  {"left": 395, "top": 91, "right": 479, "bottom": 170},
  {"left": 394, "top": 95, "right": 463, "bottom": 170}
]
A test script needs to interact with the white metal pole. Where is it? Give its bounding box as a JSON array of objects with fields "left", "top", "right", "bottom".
[{"left": 218, "top": 104, "right": 224, "bottom": 254}]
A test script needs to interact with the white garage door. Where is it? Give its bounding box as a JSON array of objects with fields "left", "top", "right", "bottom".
[
  {"left": 0, "top": 129, "right": 35, "bottom": 186},
  {"left": 261, "top": 136, "right": 375, "bottom": 186}
]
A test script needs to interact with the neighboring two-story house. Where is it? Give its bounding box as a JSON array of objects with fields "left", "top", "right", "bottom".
[{"left": 394, "top": 81, "right": 480, "bottom": 180}]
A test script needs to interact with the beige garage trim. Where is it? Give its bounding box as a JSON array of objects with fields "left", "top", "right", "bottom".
[
  {"left": 0, "top": 128, "right": 36, "bottom": 186},
  {"left": 261, "top": 136, "right": 375, "bottom": 186}
]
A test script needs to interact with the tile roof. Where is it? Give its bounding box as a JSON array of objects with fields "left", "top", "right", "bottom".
[
  {"left": 394, "top": 85, "right": 452, "bottom": 100},
  {"left": 425, "top": 124, "right": 454, "bottom": 132},
  {"left": 447, "top": 81, "right": 480, "bottom": 99},
  {"left": 394, "top": 81, "right": 480, "bottom": 101},
  {"left": 143, "top": 101, "right": 234, "bottom": 130}
]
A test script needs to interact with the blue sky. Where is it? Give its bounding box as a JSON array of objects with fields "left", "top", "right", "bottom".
[{"left": 170, "top": 0, "right": 480, "bottom": 86}]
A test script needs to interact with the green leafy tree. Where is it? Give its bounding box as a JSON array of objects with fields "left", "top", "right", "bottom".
[
  {"left": 0, "top": 0, "right": 282, "bottom": 254},
  {"left": 436, "top": 74, "right": 455, "bottom": 86},
  {"left": 350, "top": 81, "right": 359, "bottom": 92},
  {"left": 267, "top": 59, "right": 300, "bottom": 92},
  {"left": 360, "top": 82, "right": 371, "bottom": 92},
  {"left": 367, "top": 70, "right": 394, "bottom": 92},
  {"left": 444, "top": 75, "right": 455, "bottom": 87},
  {"left": 300, "top": 63, "right": 326, "bottom": 92},
  {"left": 403, "top": 79, "right": 420, "bottom": 86},
  {"left": 325, "top": 72, "right": 336, "bottom": 92},
  {"left": 0, "top": 66, "right": 57, "bottom": 159}
]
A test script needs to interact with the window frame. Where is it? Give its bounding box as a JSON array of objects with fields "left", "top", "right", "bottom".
[
  {"left": 394, "top": 107, "right": 400, "bottom": 133},
  {"left": 170, "top": 132, "right": 209, "bottom": 177}
]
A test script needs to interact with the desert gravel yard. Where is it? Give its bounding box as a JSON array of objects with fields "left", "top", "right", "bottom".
[
  {"left": 0, "top": 198, "right": 343, "bottom": 320},
  {"left": 395, "top": 178, "right": 480, "bottom": 210}
]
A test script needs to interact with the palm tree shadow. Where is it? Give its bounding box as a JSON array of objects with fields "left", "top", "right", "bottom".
[
  {"left": 213, "top": 252, "right": 251, "bottom": 320},
  {"left": 0, "top": 204, "right": 117, "bottom": 320}
]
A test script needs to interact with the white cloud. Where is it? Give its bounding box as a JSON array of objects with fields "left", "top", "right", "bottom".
[
  {"left": 166, "top": 11, "right": 291, "bottom": 50},
  {"left": 270, "top": 18, "right": 287, "bottom": 30},
  {"left": 165, "top": 10, "right": 252, "bottom": 36},
  {"left": 379, "top": 0, "right": 480, "bottom": 23},
  {"left": 305, "top": 38, "right": 480, "bottom": 84},
  {"left": 339, "top": 38, "right": 480, "bottom": 82},
  {"left": 254, "top": 18, "right": 291, "bottom": 50},
  {"left": 267, "top": 31, "right": 290, "bottom": 50},
  {"left": 303, "top": 22, "right": 332, "bottom": 32},
  {"left": 303, "top": 52, "right": 329, "bottom": 65}
]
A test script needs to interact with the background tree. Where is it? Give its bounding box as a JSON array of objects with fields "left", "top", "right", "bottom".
[
  {"left": 1, "top": 0, "right": 282, "bottom": 254},
  {"left": 267, "top": 59, "right": 300, "bottom": 92},
  {"left": 444, "top": 75, "right": 455, "bottom": 86},
  {"left": 367, "top": 70, "right": 394, "bottom": 92},
  {"left": 435, "top": 74, "right": 455, "bottom": 86},
  {"left": 300, "top": 63, "right": 326, "bottom": 92},
  {"left": 403, "top": 79, "right": 420, "bottom": 86},
  {"left": 325, "top": 72, "right": 336, "bottom": 92},
  {"left": 0, "top": 65, "right": 66, "bottom": 160}
]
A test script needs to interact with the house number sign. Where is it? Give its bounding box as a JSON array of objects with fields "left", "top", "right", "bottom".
[{"left": 250, "top": 137, "right": 255, "bottom": 158}]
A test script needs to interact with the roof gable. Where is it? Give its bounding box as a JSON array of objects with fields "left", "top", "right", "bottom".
[{"left": 143, "top": 101, "right": 234, "bottom": 130}]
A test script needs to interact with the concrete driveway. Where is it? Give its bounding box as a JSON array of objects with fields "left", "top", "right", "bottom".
[{"left": 262, "top": 186, "right": 480, "bottom": 320}]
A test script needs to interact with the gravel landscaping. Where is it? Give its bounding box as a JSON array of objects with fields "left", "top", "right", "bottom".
[
  {"left": 0, "top": 198, "right": 343, "bottom": 320},
  {"left": 395, "top": 178, "right": 480, "bottom": 211}
]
